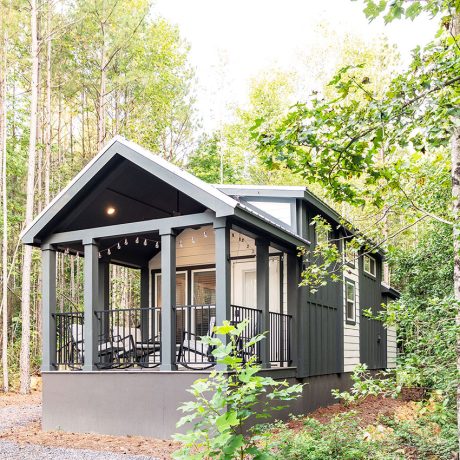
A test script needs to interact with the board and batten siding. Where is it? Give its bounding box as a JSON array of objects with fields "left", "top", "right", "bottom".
[{"left": 343, "top": 263, "right": 360, "bottom": 372}]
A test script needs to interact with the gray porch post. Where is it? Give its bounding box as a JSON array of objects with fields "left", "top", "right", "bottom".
[
  {"left": 256, "top": 238, "right": 271, "bottom": 369},
  {"left": 286, "top": 252, "right": 300, "bottom": 368},
  {"left": 98, "top": 261, "right": 110, "bottom": 339},
  {"left": 83, "top": 239, "right": 100, "bottom": 371},
  {"left": 214, "top": 219, "right": 230, "bottom": 371},
  {"left": 160, "top": 230, "right": 177, "bottom": 371},
  {"left": 140, "top": 265, "right": 149, "bottom": 342},
  {"left": 41, "top": 244, "right": 57, "bottom": 371}
]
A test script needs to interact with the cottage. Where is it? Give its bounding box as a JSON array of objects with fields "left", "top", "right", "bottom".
[{"left": 21, "top": 136, "right": 398, "bottom": 438}]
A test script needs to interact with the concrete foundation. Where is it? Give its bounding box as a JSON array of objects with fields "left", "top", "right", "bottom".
[{"left": 42, "top": 369, "right": 352, "bottom": 439}]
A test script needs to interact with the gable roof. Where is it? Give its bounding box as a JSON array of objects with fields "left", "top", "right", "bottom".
[{"left": 22, "top": 136, "right": 308, "bottom": 248}]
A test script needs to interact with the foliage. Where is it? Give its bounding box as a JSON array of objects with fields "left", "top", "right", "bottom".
[
  {"left": 270, "top": 396, "right": 457, "bottom": 459},
  {"left": 331, "top": 364, "right": 401, "bottom": 406},
  {"left": 388, "top": 222, "right": 458, "bottom": 404},
  {"left": 173, "top": 320, "right": 303, "bottom": 460},
  {"left": 382, "top": 398, "right": 458, "bottom": 460},
  {"left": 187, "top": 133, "right": 244, "bottom": 184},
  {"left": 271, "top": 412, "right": 399, "bottom": 460},
  {"left": 299, "top": 216, "right": 341, "bottom": 293},
  {"left": 252, "top": 2, "right": 459, "bottom": 219}
]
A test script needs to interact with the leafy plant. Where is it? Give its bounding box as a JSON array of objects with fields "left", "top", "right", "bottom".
[
  {"left": 172, "top": 320, "right": 303, "bottom": 460},
  {"left": 331, "top": 364, "right": 401, "bottom": 406},
  {"left": 271, "top": 412, "right": 400, "bottom": 460}
]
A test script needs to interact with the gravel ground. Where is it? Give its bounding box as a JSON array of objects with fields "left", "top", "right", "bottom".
[
  {"left": 0, "top": 404, "right": 41, "bottom": 433},
  {"left": 0, "top": 441, "right": 157, "bottom": 459},
  {"left": 0, "top": 402, "right": 160, "bottom": 459}
]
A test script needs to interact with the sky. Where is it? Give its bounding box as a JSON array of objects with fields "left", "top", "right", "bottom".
[{"left": 154, "top": 0, "right": 438, "bottom": 132}]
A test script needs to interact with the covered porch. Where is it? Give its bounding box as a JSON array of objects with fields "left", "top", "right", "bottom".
[
  {"left": 23, "top": 138, "right": 305, "bottom": 376},
  {"left": 46, "top": 222, "right": 295, "bottom": 372}
]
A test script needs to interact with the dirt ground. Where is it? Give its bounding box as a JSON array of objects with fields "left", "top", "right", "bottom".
[
  {"left": 0, "top": 388, "right": 41, "bottom": 408},
  {"left": 0, "top": 421, "right": 181, "bottom": 459},
  {"left": 287, "top": 395, "right": 413, "bottom": 431}
]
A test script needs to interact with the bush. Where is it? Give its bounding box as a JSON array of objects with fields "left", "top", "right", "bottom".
[
  {"left": 331, "top": 364, "right": 401, "bottom": 406},
  {"left": 271, "top": 412, "right": 399, "bottom": 460},
  {"left": 173, "top": 320, "right": 303, "bottom": 460}
]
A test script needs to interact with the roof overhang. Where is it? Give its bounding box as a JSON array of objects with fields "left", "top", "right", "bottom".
[{"left": 21, "top": 137, "right": 308, "bottom": 251}]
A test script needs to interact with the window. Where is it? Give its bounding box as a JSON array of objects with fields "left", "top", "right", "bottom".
[
  {"left": 344, "top": 240, "right": 356, "bottom": 267},
  {"left": 192, "top": 269, "right": 216, "bottom": 337},
  {"left": 345, "top": 280, "right": 356, "bottom": 323},
  {"left": 363, "top": 255, "right": 376, "bottom": 277},
  {"left": 154, "top": 272, "right": 187, "bottom": 307}
]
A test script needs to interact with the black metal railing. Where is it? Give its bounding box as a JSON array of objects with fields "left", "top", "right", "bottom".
[
  {"left": 175, "top": 304, "right": 216, "bottom": 369},
  {"left": 94, "top": 307, "right": 161, "bottom": 369},
  {"left": 53, "top": 311, "right": 84, "bottom": 370},
  {"left": 269, "top": 311, "right": 292, "bottom": 366},
  {"left": 230, "top": 305, "right": 262, "bottom": 362}
]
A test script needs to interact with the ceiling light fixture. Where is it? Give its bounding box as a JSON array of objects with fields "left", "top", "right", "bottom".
[{"left": 106, "top": 206, "right": 116, "bottom": 216}]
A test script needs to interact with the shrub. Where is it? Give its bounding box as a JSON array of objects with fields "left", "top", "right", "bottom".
[
  {"left": 331, "top": 364, "right": 401, "bottom": 406},
  {"left": 173, "top": 320, "right": 303, "bottom": 460},
  {"left": 271, "top": 412, "right": 400, "bottom": 460}
]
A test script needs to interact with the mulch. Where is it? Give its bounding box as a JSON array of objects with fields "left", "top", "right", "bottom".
[
  {"left": 0, "top": 421, "right": 181, "bottom": 459},
  {"left": 286, "top": 395, "right": 414, "bottom": 431}
]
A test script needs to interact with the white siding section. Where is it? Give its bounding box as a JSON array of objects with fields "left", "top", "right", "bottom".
[
  {"left": 246, "top": 200, "right": 291, "bottom": 226},
  {"left": 343, "top": 264, "right": 360, "bottom": 372},
  {"left": 387, "top": 325, "right": 397, "bottom": 369}
]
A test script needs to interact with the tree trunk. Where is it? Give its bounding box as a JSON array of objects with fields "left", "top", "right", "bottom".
[
  {"left": 20, "top": 0, "right": 39, "bottom": 394},
  {"left": 450, "top": 12, "right": 460, "bottom": 454},
  {"left": 453, "top": 125, "right": 460, "bottom": 456},
  {"left": 44, "top": 1, "right": 52, "bottom": 206},
  {"left": 97, "top": 23, "right": 106, "bottom": 152},
  {"left": 0, "top": 14, "right": 8, "bottom": 393}
]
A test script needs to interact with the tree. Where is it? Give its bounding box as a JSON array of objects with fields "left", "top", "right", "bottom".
[
  {"left": 19, "top": 0, "right": 39, "bottom": 395},
  {"left": 253, "top": 0, "right": 460, "bottom": 449},
  {"left": 0, "top": 0, "right": 8, "bottom": 392}
]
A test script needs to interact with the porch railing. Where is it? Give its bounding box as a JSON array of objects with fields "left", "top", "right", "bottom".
[
  {"left": 52, "top": 311, "right": 84, "bottom": 370},
  {"left": 94, "top": 307, "right": 161, "bottom": 369},
  {"left": 230, "top": 305, "right": 262, "bottom": 362},
  {"left": 174, "top": 304, "right": 263, "bottom": 369},
  {"left": 175, "top": 304, "right": 216, "bottom": 369},
  {"left": 269, "top": 311, "right": 292, "bottom": 366},
  {"left": 53, "top": 305, "right": 291, "bottom": 371}
]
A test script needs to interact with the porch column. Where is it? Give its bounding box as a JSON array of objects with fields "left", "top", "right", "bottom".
[
  {"left": 160, "top": 230, "right": 177, "bottom": 371},
  {"left": 214, "top": 219, "right": 230, "bottom": 371},
  {"left": 140, "top": 265, "right": 149, "bottom": 342},
  {"left": 83, "top": 239, "right": 100, "bottom": 371},
  {"left": 256, "top": 238, "right": 270, "bottom": 369},
  {"left": 41, "top": 244, "right": 57, "bottom": 371},
  {"left": 98, "top": 261, "right": 110, "bottom": 339},
  {"left": 286, "top": 251, "right": 300, "bottom": 368}
]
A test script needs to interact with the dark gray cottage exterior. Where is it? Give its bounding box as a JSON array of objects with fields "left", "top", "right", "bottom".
[{"left": 21, "top": 136, "right": 398, "bottom": 438}]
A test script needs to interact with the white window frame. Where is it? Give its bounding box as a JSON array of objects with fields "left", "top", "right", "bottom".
[
  {"left": 363, "top": 254, "right": 377, "bottom": 277},
  {"left": 345, "top": 279, "right": 356, "bottom": 323},
  {"left": 154, "top": 270, "right": 188, "bottom": 308},
  {"left": 191, "top": 268, "right": 216, "bottom": 335}
]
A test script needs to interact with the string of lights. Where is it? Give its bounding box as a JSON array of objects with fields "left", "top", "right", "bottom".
[{"left": 60, "top": 228, "right": 256, "bottom": 258}]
